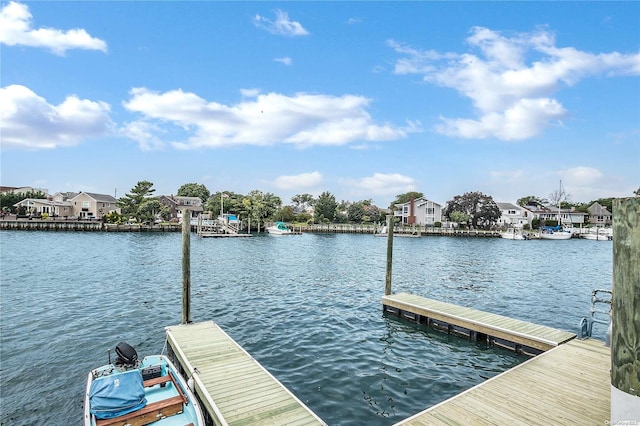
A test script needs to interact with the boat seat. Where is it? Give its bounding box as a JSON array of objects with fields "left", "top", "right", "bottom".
[{"left": 95, "top": 372, "right": 187, "bottom": 426}]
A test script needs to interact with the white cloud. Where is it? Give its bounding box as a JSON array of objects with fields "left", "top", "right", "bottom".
[
  {"left": 435, "top": 97, "right": 566, "bottom": 140},
  {"left": 122, "top": 87, "right": 418, "bottom": 149},
  {"left": 253, "top": 10, "right": 309, "bottom": 37},
  {"left": 390, "top": 26, "right": 640, "bottom": 141},
  {"left": 0, "top": 85, "right": 113, "bottom": 149},
  {"left": 274, "top": 171, "right": 323, "bottom": 190},
  {"left": 0, "top": 1, "right": 107, "bottom": 55},
  {"left": 120, "top": 121, "right": 165, "bottom": 151},
  {"left": 341, "top": 173, "right": 417, "bottom": 199},
  {"left": 274, "top": 56, "right": 293, "bottom": 66}
]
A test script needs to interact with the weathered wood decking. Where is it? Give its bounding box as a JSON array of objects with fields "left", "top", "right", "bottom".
[
  {"left": 165, "top": 321, "right": 326, "bottom": 426},
  {"left": 382, "top": 292, "right": 576, "bottom": 353},
  {"left": 394, "top": 337, "right": 611, "bottom": 425}
]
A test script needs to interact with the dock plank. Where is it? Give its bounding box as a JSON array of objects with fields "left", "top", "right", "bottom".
[
  {"left": 394, "top": 338, "right": 610, "bottom": 426},
  {"left": 166, "top": 321, "right": 326, "bottom": 426},
  {"left": 382, "top": 292, "right": 576, "bottom": 351}
]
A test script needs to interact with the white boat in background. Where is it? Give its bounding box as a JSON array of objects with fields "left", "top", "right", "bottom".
[
  {"left": 266, "top": 221, "right": 295, "bottom": 235},
  {"left": 540, "top": 180, "right": 573, "bottom": 241},
  {"left": 500, "top": 229, "right": 527, "bottom": 240},
  {"left": 374, "top": 225, "right": 420, "bottom": 237},
  {"left": 540, "top": 225, "right": 573, "bottom": 240},
  {"left": 582, "top": 228, "right": 613, "bottom": 241}
]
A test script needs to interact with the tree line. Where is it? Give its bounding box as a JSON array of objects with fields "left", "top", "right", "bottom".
[
  {"left": 0, "top": 182, "right": 627, "bottom": 229},
  {"left": 111, "top": 181, "right": 621, "bottom": 230}
]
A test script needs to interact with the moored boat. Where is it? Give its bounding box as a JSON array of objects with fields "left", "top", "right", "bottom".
[
  {"left": 500, "top": 229, "right": 527, "bottom": 240},
  {"left": 266, "top": 221, "right": 295, "bottom": 235},
  {"left": 582, "top": 228, "right": 613, "bottom": 241},
  {"left": 84, "top": 342, "right": 204, "bottom": 426},
  {"left": 540, "top": 180, "right": 573, "bottom": 240},
  {"left": 540, "top": 225, "right": 573, "bottom": 240}
]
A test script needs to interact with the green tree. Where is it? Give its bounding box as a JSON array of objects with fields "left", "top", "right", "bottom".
[
  {"left": 138, "top": 198, "right": 162, "bottom": 223},
  {"left": 0, "top": 190, "right": 47, "bottom": 213},
  {"left": 177, "top": 183, "right": 210, "bottom": 202},
  {"left": 516, "top": 196, "right": 547, "bottom": 207},
  {"left": 347, "top": 202, "right": 366, "bottom": 223},
  {"left": 291, "top": 193, "right": 315, "bottom": 212},
  {"left": 389, "top": 192, "right": 424, "bottom": 210},
  {"left": 117, "top": 180, "right": 157, "bottom": 223},
  {"left": 206, "top": 191, "right": 245, "bottom": 218},
  {"left": 449, "top": 211, "right": 471, "bottom": 226},
  {"left": 444, "top": 191, "right": 501, "bottom": 229},
  {"left": 314, "top": 191, "right": 337, "bottom": 223},
  {"left": 275, "top": 205, "right": 296, "bottom": 222},
  {"left": 242, "top": 190, "right": 282, "bottom": 229},
  {"left": 104, "top": 210, "right": 123, "bottom": 224}
]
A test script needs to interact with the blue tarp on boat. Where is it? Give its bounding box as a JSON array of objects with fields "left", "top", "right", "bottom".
[{"left": 89, "top": 370, "right": 146, "bottom": 419}]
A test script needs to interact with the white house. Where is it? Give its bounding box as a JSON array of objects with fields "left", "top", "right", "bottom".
[
  {"left": 394, "top": 197, "right": 442, "bottom": 226},
  {"left": 496, "top": 202, "right": 533, "bottom": 229}
]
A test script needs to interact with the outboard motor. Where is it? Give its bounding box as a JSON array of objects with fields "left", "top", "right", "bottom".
[{"left": 115, "top": 342, "right": 138, "bottom": 367}]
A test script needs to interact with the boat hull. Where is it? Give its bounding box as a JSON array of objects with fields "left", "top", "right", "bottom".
[
  {"left": 582, "top": 233, "right": 612, "bottom": 241},
  {"left": 500, "top": 230, "right": 525, "bottom": 240},
  {"left": 540, "top": 231, "right": 572, "bottom": 240}
]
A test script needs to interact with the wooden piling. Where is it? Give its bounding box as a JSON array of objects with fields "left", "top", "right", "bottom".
[
  {"left": 181, "top": 208, "right": 191, "bottom": 325},
  {"left": 385, "top": 214, "right": 394, "bottom": 296},
  {"left": 611, "top": 197, "right": 640, "bottom": 422}
]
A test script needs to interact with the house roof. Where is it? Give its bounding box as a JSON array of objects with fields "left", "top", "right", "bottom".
[
  {"left": 496, "top": 202, "right": 521, "bottom": 210},
  {"left": 394, "top": 197, "right": 441, "bottom": 208},
  {"left": 70, "top": 192, "right": 117, "bottom": 203}
]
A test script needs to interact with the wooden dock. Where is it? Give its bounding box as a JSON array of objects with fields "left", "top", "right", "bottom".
[
  {"left": 165, "top": 321, "right": 326, "bottom": 426},
  {"left": 394, "top": 337, "right": 611, "bottom": 425},
  {"left": 382, "top": 293, "right": 576, "bottom": 354}
]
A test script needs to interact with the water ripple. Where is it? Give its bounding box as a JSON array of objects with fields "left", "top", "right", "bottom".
[{"left": 0, "top": 232, "right": 611, "bottom": 425}]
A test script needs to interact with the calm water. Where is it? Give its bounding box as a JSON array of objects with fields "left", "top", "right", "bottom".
[{"left": 0, "top": 231, "right": 612, "bottom": 425}]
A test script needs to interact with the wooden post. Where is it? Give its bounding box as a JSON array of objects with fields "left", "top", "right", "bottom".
[
  {"left": 181, "top": 208, "right": 191, "bottom": 325},
  {"left": 385, "top": 214, "right": 394, "bottom": 296},
  {"left": 611, "top": 197, "right": 640, "bottom": 422}
]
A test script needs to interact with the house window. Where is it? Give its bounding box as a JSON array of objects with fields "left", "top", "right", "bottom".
[{"left": 82, "top": 201, "right": 91, "bottom": 208}]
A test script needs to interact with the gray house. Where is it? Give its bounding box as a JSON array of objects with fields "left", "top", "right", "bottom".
[
  {"left": 158, "top": 195, "right": 204, "bottom": 222},
  {"left": 587, "top": 202, "right": 612, "bottom": 227}
]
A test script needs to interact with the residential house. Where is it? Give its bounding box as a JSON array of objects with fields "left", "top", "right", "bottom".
[
  {"left": 496, "top": 202, "right": 533, "bottom": 229},
  {"left": 1, "top": 186, "right": 48, "bottom": 195},
  {"left": 394, "top": 197, "right": 442, "bottom": 226},
  {"left": 525, "top": 203, "right": 586, "bottom": 228},
  {"left": 13, "top": 191, "right": 117, "bottom": 218},
  {"left": 158, "top": 195, "right": 204, "bottom": 222},
  {"left": 587, "top": 202, "right": 612, "bottom": 227},
  {"left": 69, "top": 192, "right": 118, "bottom": 219}
]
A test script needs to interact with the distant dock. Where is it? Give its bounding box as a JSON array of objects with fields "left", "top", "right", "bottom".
[
  {"left": 165, "top": 321, "right": 326, "bottom": 426},
  {"left": 382, "top": 292, "right": 575, "bottom": 354}
]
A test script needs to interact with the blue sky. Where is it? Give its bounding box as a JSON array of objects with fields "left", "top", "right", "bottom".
[{"left": 1, "top": 1, "right": 638, "bottom": 208}]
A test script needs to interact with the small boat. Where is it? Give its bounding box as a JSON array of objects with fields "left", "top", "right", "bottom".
[
  {"left": 374, "top": 225, "right": 420, "bottom": 237},
  {"left": 582, "top": 228, "right": 613, "bottom": 241},
  {"left": 540, "top": 180, "right": 573, "bottom": 240},
  {"left": 84, "top": 342, "right": 204, "bottom": 426},
  {"left": 266, "top": 221, "right": 296, "bottom": 235},
  {"left": 540, "top": 225, "right": 573, "bottom": 240},
  {"left": 500, "top": 229, "right": 527, "bottom": 240}
]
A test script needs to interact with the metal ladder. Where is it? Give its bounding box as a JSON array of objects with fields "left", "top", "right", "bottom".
[{"left": 578, "top": 288, "right": 612, "bottom": 343}]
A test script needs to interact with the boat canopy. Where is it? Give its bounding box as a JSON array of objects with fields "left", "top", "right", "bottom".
[{"left": 89, "top": 370, "right": 147, "bottom": 419}]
